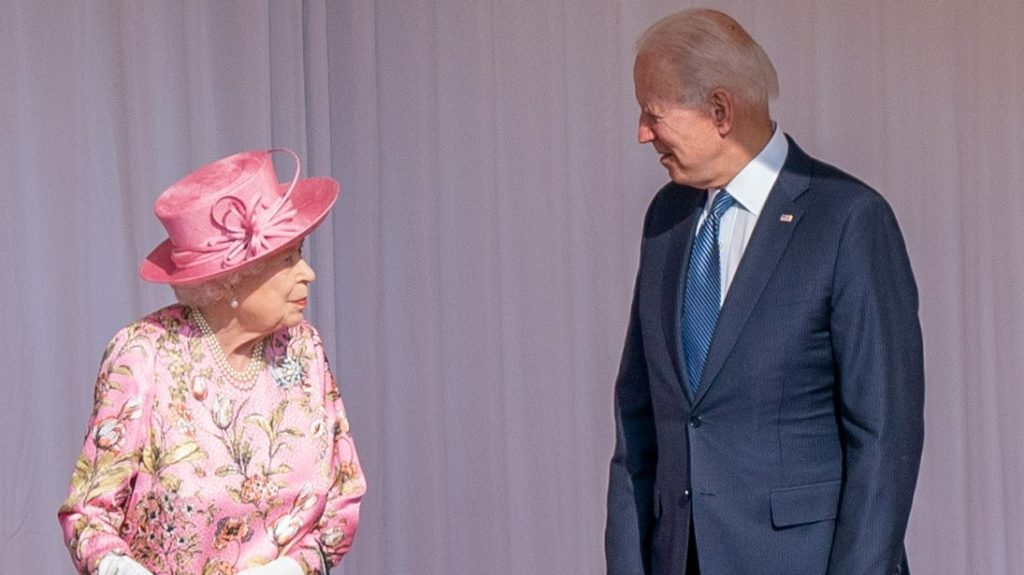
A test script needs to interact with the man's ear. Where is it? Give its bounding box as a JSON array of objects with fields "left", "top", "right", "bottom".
[{"left": 709, "top": 89, "right": 734, "bottom": 135}]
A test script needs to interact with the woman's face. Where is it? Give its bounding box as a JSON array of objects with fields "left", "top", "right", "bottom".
[{"left": 233, "top": 238, "right": 315, "bottom": 334}]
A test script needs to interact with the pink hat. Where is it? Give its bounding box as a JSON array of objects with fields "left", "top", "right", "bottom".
[{"left": 140, "top": 148, "right": 339, "bottom": 285}]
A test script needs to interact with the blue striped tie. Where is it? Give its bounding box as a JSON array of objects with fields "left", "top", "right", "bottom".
[{"left": 683, "top": 190, "right": 736, "bottom": 395}]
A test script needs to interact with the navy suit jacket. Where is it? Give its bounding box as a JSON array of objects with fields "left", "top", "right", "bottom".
[{"left": 606, "top": 137, "right": 924, "bottom": 575}]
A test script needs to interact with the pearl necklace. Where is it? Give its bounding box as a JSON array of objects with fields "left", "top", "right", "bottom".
[{"left": 191, "top": 307, "right": 265, "bottom": 390}]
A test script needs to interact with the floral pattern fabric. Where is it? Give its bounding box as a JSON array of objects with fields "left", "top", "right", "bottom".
[{"left": 59, "top": 305, "right": 364, "bottom": 575}]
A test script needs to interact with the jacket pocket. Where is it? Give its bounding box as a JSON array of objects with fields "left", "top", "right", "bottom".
[{"left": 770, "top": 479, "right": 841, "bottom": 528}]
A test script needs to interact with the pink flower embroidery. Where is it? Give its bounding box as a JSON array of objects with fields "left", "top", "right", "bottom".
[
  {"left": 294, "top": 484, "right": 319, "bottom": 513},
  {"left": 319, "top": 526, "right": 346, "bottom": 549},
  {"left": 191, "top": 376, "right": 209, "bottom": 401},
  {"left": 271, "top": 514, "right": 302, "bottom": 547},
  {"left": 239, "top": 474, "right": 278, "bottom": 506},
  {"left": 211, "top": 397, "right": 234, "bottom": 430},
  {"left": 94, "top": 418, "right": 126, "bottom": 451},
  {"left": 213, "top": 516, "right": 252, "bottom": 550}
]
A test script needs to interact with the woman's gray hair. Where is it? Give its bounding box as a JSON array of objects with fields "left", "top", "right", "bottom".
[
  {"left": 636, "top": 8, "right": 779, "bottom": 109},
  {"left": 172, "top": 261, "right": 267, "bottom": 307}
]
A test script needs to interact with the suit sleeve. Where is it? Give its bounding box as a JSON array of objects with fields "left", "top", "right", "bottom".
[
  {"left": 826, "top": 196, "right": 925, "bottom": 574},
  {"left": 606, "top": 236, "right": 659, "bottom": 575}
]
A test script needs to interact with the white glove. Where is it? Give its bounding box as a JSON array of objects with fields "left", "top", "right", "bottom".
[
  {"left": 96, "top": 554, "right": 155, "bottom": 575},
  {"left": 236, "top": 557, "right": 304, "bottom": 575}
]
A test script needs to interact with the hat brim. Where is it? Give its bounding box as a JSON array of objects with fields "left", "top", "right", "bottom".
[{"left": 139, "top": 177, "right": 339, "bottom": 286}]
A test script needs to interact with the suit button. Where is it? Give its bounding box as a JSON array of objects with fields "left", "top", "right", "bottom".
[
  {"left": 689, "top": 416, "right": 702, "bottom": 428},
  {"left": 680, "top": 489, "right": 691, "bottom": 506}
]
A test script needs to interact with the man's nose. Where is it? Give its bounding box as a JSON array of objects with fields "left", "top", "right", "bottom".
[{"left": 638, "top": 122, "right": 656, "bottom": 144}]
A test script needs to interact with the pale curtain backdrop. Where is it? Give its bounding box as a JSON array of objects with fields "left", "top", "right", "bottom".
[{"left": 1, "top": 1, "right": 1020, "bottom": 573}]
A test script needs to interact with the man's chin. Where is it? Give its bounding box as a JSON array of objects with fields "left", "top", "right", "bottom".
[
  {"left": 659, "top": 160, "right": 687, "bottom": 184},
  {"left": 666, "top": 170, "right": 691, "bottom": 186},
  {"left": 665, "top": 166, "right": 705, "bottom": 187}
]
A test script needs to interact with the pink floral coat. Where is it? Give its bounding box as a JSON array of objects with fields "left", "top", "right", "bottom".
[{"left": 59, "top": 305, "right": 364, "bottom": 575}]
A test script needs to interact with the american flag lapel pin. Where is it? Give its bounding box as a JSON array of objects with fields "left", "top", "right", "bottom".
[{"left": 779, "top": 214, "right": 794, "bottom": 223}]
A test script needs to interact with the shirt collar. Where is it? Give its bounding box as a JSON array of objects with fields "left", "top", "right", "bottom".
[{"left": 707, "top": 124, "right": 789, "bottom": 217}]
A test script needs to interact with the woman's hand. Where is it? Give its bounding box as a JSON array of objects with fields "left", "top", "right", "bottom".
[
  {"left": 236, "top": 557, "right": 304, "bottom": 575},
  {"left": 96, "top": 554, "right": 154, "bottom": 575}
]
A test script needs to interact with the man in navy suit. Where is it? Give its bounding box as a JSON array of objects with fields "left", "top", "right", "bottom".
[{"left": 605, "top": 8, "right": 924, "bottom": 575}]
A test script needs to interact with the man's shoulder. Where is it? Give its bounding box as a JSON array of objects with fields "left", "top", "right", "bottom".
[
  {"left": 643, "top": 182, "right": 702, "bottom": 234},
  {"left": 787, "top": 139, "right": 891, "bottom": 212}
]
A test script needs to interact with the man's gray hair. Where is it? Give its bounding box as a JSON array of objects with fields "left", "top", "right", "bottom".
[{"left": 636, "top": 8, "right": 779, "bottom": 109}]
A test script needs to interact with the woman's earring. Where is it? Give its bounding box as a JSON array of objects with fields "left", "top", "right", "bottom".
[{"left": 230, "top": 294, "right": 239, "bottom": 309}]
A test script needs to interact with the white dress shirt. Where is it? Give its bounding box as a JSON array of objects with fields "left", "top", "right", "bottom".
[{"left": 696, "top": 126, "right": 789, "bottom": 304}]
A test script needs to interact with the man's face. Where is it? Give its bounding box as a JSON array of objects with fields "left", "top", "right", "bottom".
[{"left": 633, "top": 52, "right": 725, "bottom": 188}]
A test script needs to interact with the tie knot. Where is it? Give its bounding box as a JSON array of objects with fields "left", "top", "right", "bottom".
[{"left": 710, "top": 190, "right": 736, "bottom": 219}]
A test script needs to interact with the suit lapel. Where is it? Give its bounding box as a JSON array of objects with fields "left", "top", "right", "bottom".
[
  {"left": 659, "top": 189, "right": 705, "bottom": 403},
  {"left": 692, "top": 138, "right": 813, "bottom": 406}
]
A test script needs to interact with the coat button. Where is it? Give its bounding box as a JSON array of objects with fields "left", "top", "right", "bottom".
[
  {"left": 689, "top": 416, "right": 702, "bottom": 428},
  {"left": 680, "top": 489, "right": 691, "bottom": 506}
]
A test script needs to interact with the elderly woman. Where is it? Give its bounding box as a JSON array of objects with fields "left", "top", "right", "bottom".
[{"left": 58, "top": 149, "right": 364, "bottom": 575}]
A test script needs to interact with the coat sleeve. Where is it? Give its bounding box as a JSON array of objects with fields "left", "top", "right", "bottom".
[
  {"left": 284, "top": 333, "right": 365, "bottom": 574},
  {"left": 606, "top": 240, "right": 658, "bottom": 575},
  {"left": 826, "top": 196, "right": 925, "bottom": 574},
  {"left": 58, "top": 326, "right": 151, "bottom": 574}
]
